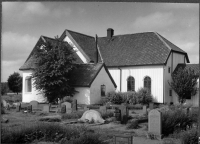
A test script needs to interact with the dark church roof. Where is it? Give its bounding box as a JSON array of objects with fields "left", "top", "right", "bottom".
[
  {"left": 173, "top": 64, "right": 199, "bottom": 75},
  {"left": 19, "top": 36, "right": 83, "bottom": 70},
  {"left": 97, "top": 32, "right": 189, "bottom": 67},
  {"left": 69, "top": 63, "right": 117, "bottom": 87}
]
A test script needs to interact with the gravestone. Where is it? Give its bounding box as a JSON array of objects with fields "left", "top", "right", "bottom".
[
  {"left": 113, "top": 134, "right": 133, "bottom": 144},
  {"left": 30, "top": 100, "right": 39, "bottom": 109},
  {"left": 62, "top": 102, "right": 72, "bottom": 113},
  {"left": 27, "top": 105, "right": 32, "bottom": 112},
  {"left": 16, "top": 103, "right": 21, "bottom": 112},
  {"left": 148, "top": 109, "right": 162, "bottom": 139},
  {"left": 143, "top": 105, "right": 147, "bottom": 115},
  {"left": 61, "top": 105, "right": 66, "bottom": 113},
  {"left": 119, "top": 105, "right": 129, "bottom": 124},
  {"left": 43, "top": 105, "right": 50, "bottom": 113},
  {"left": 78, "top": 110, "right": 105, "bottom": 123},
  {"left": 149, "top": 102, "right": 154, "bottom": 110},
  {"left": 72, "top": 99, "right": 77, "bottom": 112},
  {"left": 2, "top": 99, "right": 7, "bottom": 108},
  {"left": 99, "top": 106, "right": 107, "bottom": 112},
  {"left": 84, "top": 106, "right": 89, "bottom": 111}
]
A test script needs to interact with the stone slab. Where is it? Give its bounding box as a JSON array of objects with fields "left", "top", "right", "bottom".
[
  {"left": 78, "top": 110, "right": 105, "bottom": 123},
  {"left": 113, "top": 134, "right": 133, "bottom": 144},
  {"left": 30, "top": 100, "right": 39, "bottom": 108}
]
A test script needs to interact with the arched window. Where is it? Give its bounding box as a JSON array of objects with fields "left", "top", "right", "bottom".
[
  {"left": 127, "top": 76, "right": 135, "bottom": 91},
  {"left": 144, "top": 76, "right": 151, "bottom": 92},
  {"left": 25, "top": 76, "right": 32, "bottom": 92}
]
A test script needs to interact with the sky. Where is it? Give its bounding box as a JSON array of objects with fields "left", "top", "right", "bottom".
[{"left": 1, "top": 2, "right": 199, "bottom": 82}]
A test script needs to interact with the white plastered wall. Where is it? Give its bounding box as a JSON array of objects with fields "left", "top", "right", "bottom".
[
  {"left": 90, "top": 67, "right": 116, "bottom": 104},
  {"left": 108, "top": 68, "right": 120, "bottom": 91},
  {"left": 121, "top": 65, "right": 164, "bottom": 103},
  {"left": 73, "top": 87, "right": 91, "bottom": 104},
  {"left": 22, "top": 70, "right": 46, "bottom": 103}
]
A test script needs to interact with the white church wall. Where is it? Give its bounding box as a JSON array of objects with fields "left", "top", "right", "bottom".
[
  {"left": 90, "top": 67, "right": 116, "bottom": 104},
  {"left": 73, "top": 87, "right": 91, "bottom": 104},
  {"left": 22, "top": 70, "right": 46, "bottom": 103},
  {"left": 108, "top": 68, "right": 120, "bottom": 91}
]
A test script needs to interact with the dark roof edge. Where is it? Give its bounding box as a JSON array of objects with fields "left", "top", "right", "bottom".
[
  {"left": 103, "top": 63, "right": 117, "bottom": 88},
  {"left": 107, "top": 63, "right": 165, "bottom": 68}
]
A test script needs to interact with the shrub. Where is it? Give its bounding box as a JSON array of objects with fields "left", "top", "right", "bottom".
[
  {"left": 107, "top": 91, "right": 123, "bottom": 104},
  {"left": 137, "top": 88, "right": 153, "bottom": 105},
  {"left": 38, "top": 117, "right": 61, "bottom": 122},
  {"left": 162, "top": 109, "right": 194, "bottom": 136},
  {"left": 99, "top": 111, "right": 114, "bottom": 119},
  {"left": 1, "top": 100, "right": 5, "bottom": 114},
  {"left": 62, "top": 96, "right": 73, "bottom": 103},
  {"left": 127, "top": 119, "right": 139, "bottom": 129},
  {"left": 62, "top": 111, "right": 84, "bottom": 119}
]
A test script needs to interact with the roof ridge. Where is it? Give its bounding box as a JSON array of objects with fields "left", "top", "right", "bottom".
[
  {"left": 98, "top": 31, "right": 155, "bottom": 38},
  {"left": 153, "top": 32, "right": 172, "bottom": 51},
  {"left": 66, "top": 29, "right": 94, "bottom": 38}
]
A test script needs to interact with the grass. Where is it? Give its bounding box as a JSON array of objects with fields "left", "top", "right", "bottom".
[{"left": 61, "top": 111, "right": 84, "bottom": 119}]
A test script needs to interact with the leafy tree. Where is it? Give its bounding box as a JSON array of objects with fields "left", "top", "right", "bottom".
[
  {"left": 7, "top": 72, "right": 22, "bottom": 95},
  {"left": 169, "top": 67, "right": 198, "bottom": 104},
  {"left": 32, "top": 37, "right": 77, "bottom": 103},
  {"left": 1, "top": 82, "right": 9, "bottom": 95}
]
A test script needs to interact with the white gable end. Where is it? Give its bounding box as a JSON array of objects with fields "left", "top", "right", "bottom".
[{"left": 64, "top": 36, "right": 88, "bottom": 63}]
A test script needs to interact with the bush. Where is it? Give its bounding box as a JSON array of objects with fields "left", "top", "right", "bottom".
[
  {"left": 62, "top": 111, "right": 84, "bottom": 119},
  {"left": 107, "top": 91, "right": 123, "bottom": 104},
  {"left": 137, "top": 88, "right": 153, "bottom": 105},
  {"left": 1, "top": 100, "right": 5, "bottom": 114},
  {"left": 99, "top": 111, "right": 114, "bottom": 119},
  {"left": 1, "top": 123, "right": 107, "bottom": 144},
  {"left": 62, "top": 96, "right": 73, "bottom": 103},
  {"left": 162, "top": 109, "right": 194, "bottom": 136},
  {"left": 126, "top": 119, "right": 139, "bottom": 129}
]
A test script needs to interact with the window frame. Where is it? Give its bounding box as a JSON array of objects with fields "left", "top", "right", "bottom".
[
  {"left": 144, "top": 76, "right": 151, "bottom": 92},
  {"left": 25, "top": 76, "right": 32, "bottom": 93},
  {"left": 127, "top": 76, "right": 135, "bottom": 92}
]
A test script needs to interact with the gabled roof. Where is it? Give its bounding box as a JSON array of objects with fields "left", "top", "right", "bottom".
[
  {"left": 69, "top": 63, "right": 117, "bottom": 88},
  {"left": 19, "top": 36, "right": 83, "bottom": 71},
  {"left": 60, "top": 29, "right": 97, "bottom": 63},
  {"left": 173, "top": 64, "right": 199, "bottom": 76},
  {"left": 97, "top": 32, "right": 189, "bottom": 67}
]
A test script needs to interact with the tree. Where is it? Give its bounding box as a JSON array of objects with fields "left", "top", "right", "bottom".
[
  {"left": 1, "top": 82, "right": 9, "bottom": 95},
  {"left": 32, "top": 37, "right": 77, "bottom": 103},
  {"left": 169, "top": 67, "right": 198, "bottom": 104},
  {"left": 7, "top": 72, "right": 22, "bottom": 95}
]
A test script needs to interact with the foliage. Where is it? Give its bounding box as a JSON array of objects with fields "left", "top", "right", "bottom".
[
  {"left": 1, "top": 82, "right": 10, "bottom": 95},
  {"left": 107, "top": 91, "right": 123, "bottom": 104},
  {"left": 162, "top": 108, "right": 194, "bottom": 136},
  {"left": 118, "top": 91, "right": 137, "bottom": 104},
  {"left": 38, "top": 117, "right": 61, "bottom": 122},
  {"left": 169, "top": 67, "right": 198, "bottom": 104},
  {"left": 1, "top": 94, "right": 22, "bottom": 104},
  {"left": 62, "top": 96, "right": 73, "bottom": 103},
  {"left": 7, "top": 72, "right": 22, "bottom": 95},
  {"left": 2, "top": 123, "right": 107, "bottom": 144},
  {"left": 32, "top": 38, "right": 77, "bottom": 103},
  {"left": 62, "top": 111, "right": 84, "bottom": 119},
  {"left": 126, "top": 119, "right": 139, "bottom": 129},
  {"left": 137, "top": 88, "right": 153, "bottom": 105},
  {"left": 127, "top": 104, "right": 143, "bottom": 109},
  {"left": 99, "top": 111, "right": 114, "bottom": 119},
  {"left": 1, "top": 100, "right": 5, "bottom": 114}
]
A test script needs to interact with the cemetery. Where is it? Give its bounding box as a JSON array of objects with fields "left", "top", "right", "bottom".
[{"left": 1, "top": 93, "right": 199, "bottom": 144}]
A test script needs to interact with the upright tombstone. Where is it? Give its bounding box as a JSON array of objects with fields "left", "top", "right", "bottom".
[
  {"left": 30, "top": 100, "right": 39, "bottom": 109},
  {"left": 148, "top": 109, "right": 162, "bottom": 139},
  {"left": 16, "top": 103, "right": 21, "bottom": 112},
  {"left": 27, "top": 105, "right": 32, "bottom": 112},
  {"left": 43, "top": 105, "right": 50, "bottom": 113},
  {"left": 72, "top": 99, "right": 77, "bottom": 112},
  {"left": 62, "top": 102, "right": 72, "bottom": 113},
  {"left": 61, "top": 105, "right": 66, "bottom": 113},
  {"left": 119, "top": 105, "right": 129, "bottom": 124},
  {"left": 143, "top": 105, "right": 147, "bottom": 115},
  {"left": 149, "top": 103, "right": 154, "bottom": 110},
  {"left": 100, "top": 106, "right": 107, "bottom": 113}
]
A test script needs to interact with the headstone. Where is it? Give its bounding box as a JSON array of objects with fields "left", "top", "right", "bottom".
[
  {"left": 149, "top": 102, "right": 154, "bottom": 110},
  {"left": 30, "top": 100, "right": 39, "bottom": 109},
  {"left": 84, "top": 106, "right": 89, "bottom": 111},
  {"left": 99, "top": 106, "right": 107, "bottom": 112},
  {"left": 61, "top": 105, "right": 66, "bottom": 113},
  {"left": 72, "top": 99, "right": 77, "bottom": 112},
  {"left": 16, "top": 103, "right": 21, "bottom": 112},
  {"left": 62, "top": 102, "right": 72, "bottom": 113},
  {"left": 148, "top": 109, "right": 162, "bottom": 139},
  {"left": 43, "top": 105, "right": 50, "bottom": 113},
  {"left": 113, "top": 134, "right": 133, "bottom": 144},
  {"left": 78, "top": 110, "right": 105, "bottom": 123},
  {"left": 143, "top": 105, "right": 147, "bottom": 115},
  {"left": 2, "top": 99, "right": 7, "bottom": 108},
  {"left": 119, "top": 105, "right": 129, "bottom": 124},
  {"left": 27, "top": 105, "right": 32, "bottom": 112}
]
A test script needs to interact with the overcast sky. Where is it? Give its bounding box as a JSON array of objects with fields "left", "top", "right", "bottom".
[{"left": 2, "top": 2, "right": 199, "bottom": 82}]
